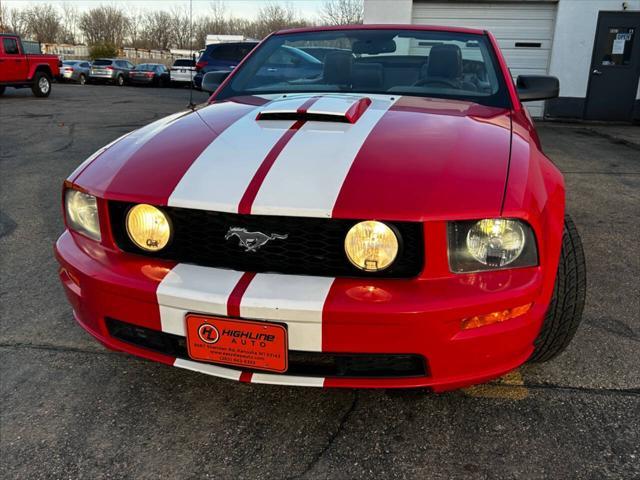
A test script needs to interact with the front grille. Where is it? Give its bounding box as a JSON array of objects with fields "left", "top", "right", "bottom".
[
  {"left": 109, "top": 202, "right": 424, "bottom": 278},
  {"left": 106, "top": 318, "right": 428, "bottom": 378}
]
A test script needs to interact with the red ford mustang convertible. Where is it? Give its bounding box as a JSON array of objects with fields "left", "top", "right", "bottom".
[{"left": 55, "top": 25, "right": 586, "bottom": 391}]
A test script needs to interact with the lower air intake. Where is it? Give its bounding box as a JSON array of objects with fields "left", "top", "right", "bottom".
[{"left": 106, "top": 318, "right": 428, "bottom": 379}]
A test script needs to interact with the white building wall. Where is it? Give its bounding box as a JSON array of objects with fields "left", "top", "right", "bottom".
[
  {"left": 364, "top": 0, "right": 413, "bottom": 23},
  {"left": 549, "top": 0, "right": 640, "bottom": 100},
  {"left": 365, "top": 0, "right": 640, "bottom": 111}
]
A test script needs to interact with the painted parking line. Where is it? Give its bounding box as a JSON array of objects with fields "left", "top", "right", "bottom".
[{"left": 462, "top": 370, "right": 529, "bottom": 400}]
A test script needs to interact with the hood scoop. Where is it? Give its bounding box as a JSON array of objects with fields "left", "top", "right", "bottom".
[{"left": 256, "top": 95, "right": 372, "bottom": 124}]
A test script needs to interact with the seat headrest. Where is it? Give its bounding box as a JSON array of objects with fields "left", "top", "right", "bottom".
[
  {"left": 323, "top": 51, "right": 353, "bottom": 85},
  {"left": 426, "top": 44, "right": 463, "bottom": 79},
  {"left": 352, "top": 63, "right": 383, "bottom": 90}
]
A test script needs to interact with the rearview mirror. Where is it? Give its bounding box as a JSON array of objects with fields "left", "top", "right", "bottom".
[
  {"left": 202, "top": 70, "right": 231, "bottom": 93},
  {"left": 516, "top": 75, "right": 559, "bottom": 102},
  {"left": 352, "top": 39, "right": 396, "bottom": 55}
]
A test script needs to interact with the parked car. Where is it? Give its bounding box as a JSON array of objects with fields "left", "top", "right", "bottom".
[
  {"left": 169, "top": 58, "right": 196, "bottom": 86},
  {"left": 0, "top": 33, "right": 59, "bottom": 97},
  {"left": 254, "top": 45, "right": 323, "bottom": 83},
  {"left": 193, "top": 42, "right": 258, "bottom": 89},
  {"left": 59, "top": 60, "right": 91, "bottom": 84},
  {"left": 55, "top": 25, "right": 585, "bottom": 392},
  {"left": 88, "top": 58, "right": 134, "bottom": 86},
  {"left": 128, "top": 63, "right": 170, "bottom": 87}
]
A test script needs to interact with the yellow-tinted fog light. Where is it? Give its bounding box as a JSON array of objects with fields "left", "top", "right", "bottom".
[
  {"left": 461, "top": 303, "right": 532, "bottom": 330},
  {"left": 344, "top": 221, "right": 399, "bottom": 272},
  {"left": 126, "top": 204, "right": 171, "bottom": 252}
]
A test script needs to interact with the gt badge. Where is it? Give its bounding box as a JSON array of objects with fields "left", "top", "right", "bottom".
[{"left": 225, "top": 227, "right": 288, "bottom": 252}]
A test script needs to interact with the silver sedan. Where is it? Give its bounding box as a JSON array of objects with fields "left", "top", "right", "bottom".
[{"left": 59, "top": 60, "right": 91, "bottom": 85}]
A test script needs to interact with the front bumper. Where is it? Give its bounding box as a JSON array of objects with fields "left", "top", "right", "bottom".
[
  {"left": 89, "top": 72, "right": 116, "bottom": 81},
  {"left": 55, "top": 229, "right": 549, "bottom": 390}
]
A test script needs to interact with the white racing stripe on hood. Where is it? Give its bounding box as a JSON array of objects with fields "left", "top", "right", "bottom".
[
  {"left": 167, "top": 108, "right": 296, "bottom": 212},
  {"left": 305, "top": 95, "right": 364, "bottom": 117},
  {"left": 257, "top": 95, "right": 319, "bottom": 115},
  {"left": 249, "top": 95, "right": 398, "bottom": 217}
]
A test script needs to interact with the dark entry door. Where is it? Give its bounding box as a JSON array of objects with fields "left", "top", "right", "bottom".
[{"left": 585, "top": 11, "right": 640, "bottom": 121}]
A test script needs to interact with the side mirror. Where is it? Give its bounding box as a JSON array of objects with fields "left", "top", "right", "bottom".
[
  {"left": 202, "top": 70, "right": 231, "bottom": 93},
  {"left": 516, "top": 75, "right": 559, "bottom": 102}
]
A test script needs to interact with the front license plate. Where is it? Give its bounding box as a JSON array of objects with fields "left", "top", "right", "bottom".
[{"left": 185, "top": 314, "right": 288, "bottom": 373}]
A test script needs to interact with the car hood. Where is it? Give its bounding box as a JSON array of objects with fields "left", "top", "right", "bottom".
[{"left": 72, "top": 93, "right": 512, "bottom": 221}]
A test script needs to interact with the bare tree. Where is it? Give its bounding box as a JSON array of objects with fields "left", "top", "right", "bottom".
[
  {"left": 79, "top": 5, "right": 129, "bottom": 47},
  {"left": 60, "top": 3, "right": 80, "bottom": 44},
  {"left": 252, "top": 2, "right": 308, "bottom": 39},
  {"left": 320, "top": 0, "right": 364, "bottom": 25},
  {"left": 169, "top": 5, "right": 192, "bottom": 50},
  {"left": 126, "top": 7, "right": 145, "bottom": 48},
  {"left": 141, "top": 11, "right": 174, "bottom": 50},
  {"left": 0, "top": 4, "right": 9, "bottom": 33},
  {"left": 209, "top": 0, "right": 227, "bottom": 27},
  {"left": 6, "top": 8, "right": 30, "bottom": 37},
  {"left": 226, "top": 17, "right": 253, "bottom": 36},
  {"left": 23, "top": 4, "right": 63, "bottom": 43},
  {"left": 194, "top": 1, "right": 230, "bottom": 47}
]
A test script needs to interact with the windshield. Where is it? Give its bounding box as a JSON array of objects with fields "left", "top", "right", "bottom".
[
  {"left": 93, "top": 59, "right": 112, "bottom": 66},
  {"left": 219, "top": 29, "right": 509, "bottom": 107},
  {"left": 135, "top": 64, "right": 156, "bottom": 71},
  {"left": 173, "top": 59, "right": 194, "bottom": 67},
  {"left": 63, "top": 61, "right": 79, "bottom": 65}
]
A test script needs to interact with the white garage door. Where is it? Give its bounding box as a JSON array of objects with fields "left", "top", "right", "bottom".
[{"left": 411, "top": 1, "right": 557, "bottom": 118}]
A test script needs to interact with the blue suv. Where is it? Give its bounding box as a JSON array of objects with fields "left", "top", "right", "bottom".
[
  {"left": 194, "top": 42, "right": 258, "bottom": 89},
  {"left": 194, "top": 42, "right": 323, "bottom": 90}
]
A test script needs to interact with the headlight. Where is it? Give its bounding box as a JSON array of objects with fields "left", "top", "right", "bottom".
[
  {"left": 65, "top": 189, "right": 100, "bottom": 241},
  {"left": 126, "top": 204, "right": 172, "bottom": 252},
  {"left": 448, "top": 219, "right": 538, "bottom": 272},
  {"left": 345, "top": 221, "right": 399, "bottom": 272}
]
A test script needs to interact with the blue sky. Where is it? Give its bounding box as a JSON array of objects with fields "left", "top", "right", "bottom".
[{"left": 3, "top": 1, "right": 326, "bottom": 20}]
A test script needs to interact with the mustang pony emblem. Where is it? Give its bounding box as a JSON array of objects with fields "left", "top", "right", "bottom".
[{"left": 225, "top": 227, "right": 288, "bottom": 252}]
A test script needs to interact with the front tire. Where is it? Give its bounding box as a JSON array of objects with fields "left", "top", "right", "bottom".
[
  {"left": 116, "top": 74, "right": 125, "bottom": 86},
  {"left": 32, "top": 71, "right": 52, "bottom": 97},
  {"left": 0, "top": 86, "right": 5, "bottom": 96},
  {"left": 79, "top": 74, "right": 86, "bottom": 85},
  {"left": 529, "top": 215, "right": 586, "bottom": 362}
]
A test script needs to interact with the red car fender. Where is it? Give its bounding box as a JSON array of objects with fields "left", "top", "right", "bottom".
[{"left": 502, "top": 110, "right": 566, "bottom": 310}]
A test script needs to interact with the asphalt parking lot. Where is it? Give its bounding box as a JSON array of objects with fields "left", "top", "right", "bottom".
[{"left": 1, "top": 84, "right": 638, "bottom": 479}]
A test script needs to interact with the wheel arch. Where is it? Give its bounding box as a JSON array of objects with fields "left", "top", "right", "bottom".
[{"left": 31, "top": 64, "right": 53, "bottom": 79}]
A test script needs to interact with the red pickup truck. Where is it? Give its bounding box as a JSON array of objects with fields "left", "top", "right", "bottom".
[{"left": 0, "top": 33, "right": 60, "bottom": 97}]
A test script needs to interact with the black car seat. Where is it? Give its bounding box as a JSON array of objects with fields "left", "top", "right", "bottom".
[
  {"left": 352, "top": 63, "right": 384, "bottom": 91},
  {"left": 323, "top": 51, "right": 353, "bottom": 87},
  {"left": 415, "top": 44, "right": 476, "bottom": 91}
]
